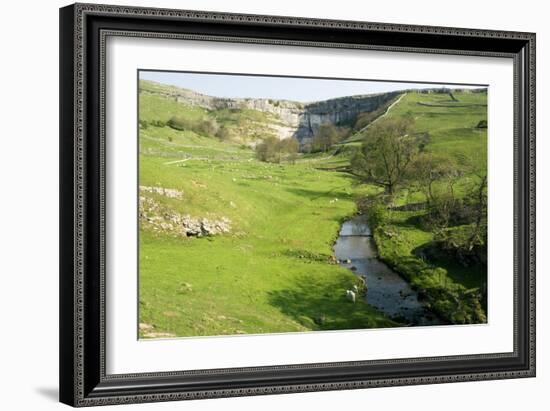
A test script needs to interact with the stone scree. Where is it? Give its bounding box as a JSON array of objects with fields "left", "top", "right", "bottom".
[{"left": 139, "top": 195, "right": 231, "bottom": 237}]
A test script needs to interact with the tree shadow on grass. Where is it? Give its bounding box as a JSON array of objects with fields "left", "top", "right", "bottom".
[
  {"left": 285, "top": 187, "right": 353, "bottom": 202},
  {"left": 411, "top": 241, "right": 486, "bottom": 290},
  {"left": 399, "top": 213, "right": 429, "bottom": 229},
  {"left": 280, "top": 248, "right": 332, "bottom": 262},
  {"left": 267, "top": 274, "right": 395, "bottom": 331}
]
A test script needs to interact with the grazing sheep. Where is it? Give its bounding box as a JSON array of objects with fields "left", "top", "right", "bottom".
[
  {"left": 346, "top": 290, "right": 356, "bottom": 303},
  {"left": 352, "top": 284, "right": 359, "bottom": 293}
]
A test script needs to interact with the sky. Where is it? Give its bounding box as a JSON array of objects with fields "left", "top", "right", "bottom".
[{"left": 139, "top": 71, "right": 485, "bottom": 103}]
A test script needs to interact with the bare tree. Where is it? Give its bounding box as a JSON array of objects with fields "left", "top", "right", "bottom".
[
  {"left": 467, "top": 172, "right": 487, "bottom": 247},
  {"left": 411, "top": 152, "right": 463, "bottom": 205},
  {"left": 312, "top": 124, "right": 339, "bottom": 152}
]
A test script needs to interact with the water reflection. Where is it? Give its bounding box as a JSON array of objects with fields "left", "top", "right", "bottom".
[{"left": 334, "top": 216, "right": 441, "bottom": 326}]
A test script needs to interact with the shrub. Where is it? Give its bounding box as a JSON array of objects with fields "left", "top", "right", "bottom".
[
  {"left": 167, "top": 116, "right": 219, "bottom": 137},
  {"left": 366, "top": 203, "right": 387, "bottom": 228},
  {"left": 476, "top": 119, "right": 488, "bottom": 128},
  {"left": 197, "top": 118, "right": 219, "bottom": 136},
  {"left": 168, "top": 116, "right": 189, "bottom": 131},
  {"left": 433, "top": 224, "right": 487, "bottom": 267},
  {"left": 351, "top": 116, "right": 417, "bottom": 196},
  {"left": 255, "top": 137, "right": 299, "bottom": 163},
  {"left": 216, "top": 125, "right": 232, "bottom": 141}
]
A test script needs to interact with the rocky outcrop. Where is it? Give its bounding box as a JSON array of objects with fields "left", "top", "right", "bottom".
[
  {"left": 139, "top": 196, "right": 231, "bottom": 237},
  {"left": 181, "top": 215, "right": 232, "bottom": 237},
  {"left": 294, "top": 92, "right": 400, "bottom": 144},
  {"left": 140, "top": 185, "right": 184, "bottom": 199}
]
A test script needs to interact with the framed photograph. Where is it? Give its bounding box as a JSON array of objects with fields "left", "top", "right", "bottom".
[{"left": 59, "top": 3, "right": 535, "bottom": 407}]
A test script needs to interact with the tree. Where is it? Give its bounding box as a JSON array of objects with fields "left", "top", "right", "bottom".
[
  {"left": 459, "top": 152, "right": 488, "bottom": 238},
  {"left": 255, "top": 136, "right": 279, "bottom": 162},
  {"left": 351, "top": 117, "right": 417, "bottom": 196},
  {"left": 410, "top": 152, "right": 463, "bottom": 206},
  {"left": 465, "top": 172, "right": 487, "bottom": 247},
  {"left": 311, "top": 124, "right": 340, "bottom": 152},
  {"left": 277, "top": 138, "right": 299, "bottom": 164},
  {"left": 434, "top": 173, "right": 487, "bottom": 267},
  {"left": 255, "top": 137, "right": 299, "bottom": 163}
]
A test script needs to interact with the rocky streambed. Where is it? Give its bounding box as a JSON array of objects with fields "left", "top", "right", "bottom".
[{"left": 334, "top": 216, "right": 441, "bottom": 326}]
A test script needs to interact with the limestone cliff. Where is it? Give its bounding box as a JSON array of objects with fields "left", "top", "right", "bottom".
[{"left": 141, "top": 80, "right": 402, "bottom": 144}]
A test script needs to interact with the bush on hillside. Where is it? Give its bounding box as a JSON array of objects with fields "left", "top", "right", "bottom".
[
  {"left": 215, "top": 125, "right": 232, "bottom": 141},
  {"left": 151, "top": 119, "right": 166, "bottom": 128},
  {"left": 255, "top": 137, "right": 299, "bottom": 163},
  {"left": 366, "top": 202, "right": 388, "bottom": 229},
  {"left": 167, "top": 116, "right": 219, "bottom": 137},
  {"left": 197, "top": 118, "right": 220, "bottom": 136},
  {"left": 140, "top": 119, "right": 168, "bottom": 129},
  {"left": 476, "top": 119, "right": 488, "bottom": 128}
]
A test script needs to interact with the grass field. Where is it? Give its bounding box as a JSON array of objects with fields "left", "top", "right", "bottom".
[
  {"left": 138, "top": 83, "right": 488, "bottom": 338},
  {"left": 139, "top": 126, "right": 396, "bottom": 337}
]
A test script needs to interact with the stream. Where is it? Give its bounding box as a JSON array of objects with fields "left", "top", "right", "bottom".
[{"left": 334, "top": 216, "right": 441, "bottom": 326}]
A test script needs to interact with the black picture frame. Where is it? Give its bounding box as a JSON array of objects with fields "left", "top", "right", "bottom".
[{"left": 59, "top": 3, "right": 536, "bottom": 407}]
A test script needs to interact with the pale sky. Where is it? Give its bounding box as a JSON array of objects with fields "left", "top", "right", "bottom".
[{"left": 139, "top": 70, "right": 486, "bottom": 103}]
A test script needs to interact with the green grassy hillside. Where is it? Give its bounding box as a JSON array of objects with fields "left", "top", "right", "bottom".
[
  {"left": 388, "top": 91, "right": 487, "bottom": 163},
  {"left": 139, "top": 80, "right": 284, "bottom": 144}
]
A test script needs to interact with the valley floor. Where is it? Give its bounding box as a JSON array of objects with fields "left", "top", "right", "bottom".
[{"left": 139, "top": 128, "right": 396, "bottom": 337}]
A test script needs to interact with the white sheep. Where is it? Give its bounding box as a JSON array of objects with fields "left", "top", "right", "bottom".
[{"left": 346, "top": 290, "right": 356, "bottom": 303}]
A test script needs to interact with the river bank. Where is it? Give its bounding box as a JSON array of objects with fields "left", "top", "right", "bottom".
[{"left": 334, "top": 215, "right": 441, "bottom": 326}]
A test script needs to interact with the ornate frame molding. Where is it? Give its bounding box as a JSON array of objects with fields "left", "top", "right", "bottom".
[{"left": 60, "top": 3, "right": 535, "bottom": 407}]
